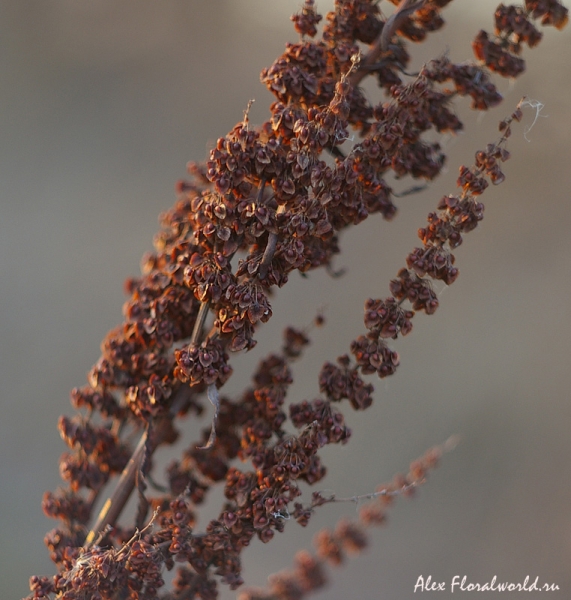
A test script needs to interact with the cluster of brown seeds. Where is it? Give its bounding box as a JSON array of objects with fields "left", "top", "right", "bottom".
[{"left": 27, "top": 1, "right": 567, "bottom": 598}]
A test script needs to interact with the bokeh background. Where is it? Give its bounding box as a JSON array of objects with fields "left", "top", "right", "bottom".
[{"left": 2, "top": 1, "right": 570, "bottom": 598}]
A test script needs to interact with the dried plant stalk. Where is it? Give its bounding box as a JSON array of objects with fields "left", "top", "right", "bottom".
[{"left": 28, "top": 1, "right": 568, "bottom": 599}]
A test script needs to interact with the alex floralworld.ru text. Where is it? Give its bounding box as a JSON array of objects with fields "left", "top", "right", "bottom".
[{"left": 414, "top": 575, "right": 559, "bottom": 593}]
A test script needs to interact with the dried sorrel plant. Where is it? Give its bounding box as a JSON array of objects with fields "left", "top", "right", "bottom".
[{"left": 26, "top": 1, "right": 568, "bottom": 599}]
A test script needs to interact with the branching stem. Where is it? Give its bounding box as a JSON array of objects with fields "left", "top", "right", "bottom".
[
  {"left": 190, "top": 301, "right": 210, "bottom": 347},
  {"left": 349, "top": 0, "right": 426, "bottom": 87},
  {"left": 258, "top": 205, "right": 285, "bottom": 280}
]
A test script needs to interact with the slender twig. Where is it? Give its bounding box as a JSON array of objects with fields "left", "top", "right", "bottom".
[
  {"left": 314, "top": 435, "right": 459, "bottom": 507},
  {"left": 393, "top": 184, "right": 428, "bottom": 197},
  {"left": 349, "top": 0, "right": 426, "bottom": 88},
  {"left": 258, "top": 233, "right": 279, "bottom": 280},
  {"left": 320, "top": 480, "right": 421, "bottom": 506},
  {"left": 86, "top": 300, "right": 212, "bottom": 543},
  {"left": 197, "top": 384, "right": 220, "bottom": 450},
  {"left": 258, "top": 205, "right": 285, "bottom": 279},
  {"left": 84, "top": 385, "right": 195, "bottom": 546},
  {"left": 327, "top": 146, "right": 346, "bottom": 160},
  {"left": 85, "top": 429, "right": 150, "bottom": 546},
  {"left": 190, "top": 301, "right": 210, "bottom": 347},
  {"left": 256, "top": 178, "right": 267, "bottom": 204}
]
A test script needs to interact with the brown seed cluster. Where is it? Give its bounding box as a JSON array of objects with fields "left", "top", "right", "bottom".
[
  {"left": 474, "top": 0, "right": 568, "bottom": 77},
  {"left": 238, "top": 440, "right": 452, "bottom": 600},
  {"left": 26, "top": 1, "right": 566, "bottom": 599}
]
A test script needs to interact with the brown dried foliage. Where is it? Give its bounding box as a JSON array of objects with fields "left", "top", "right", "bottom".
[{"left": 26, "top": 1, "right": 567, "bottom": 599}]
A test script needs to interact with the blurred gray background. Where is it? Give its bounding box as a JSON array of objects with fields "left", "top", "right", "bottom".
[{"left": 2, "top": 1, "right": 570, "bottom": 598}]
